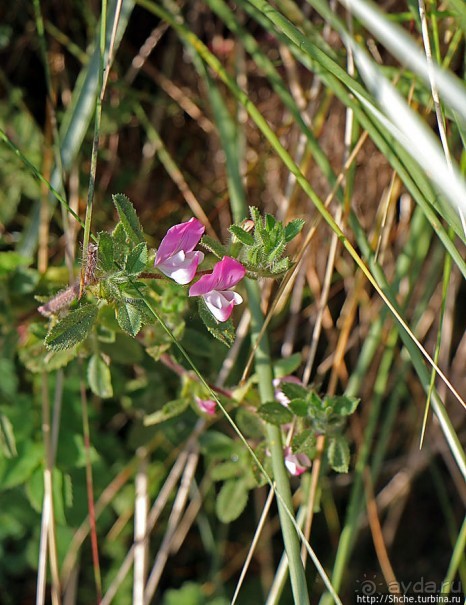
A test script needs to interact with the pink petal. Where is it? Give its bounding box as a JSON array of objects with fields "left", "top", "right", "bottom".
[
  {"left": 155, "top": 218, "right": 205, "bottom": 266},
  {"left": 203, "top": 290, "right": 243, "bottom": 322},
  {"left": 284, "top": 446, "right": 311, "bottom": 476},
  {"left": 156, "top": 250, "right": 204, "bottom": 285},
  {"left": 195, "top": 397, "right": 217, "bottom": 416},
  {"left": 189, "top": 257, "right": 245, "bottom": 297}
]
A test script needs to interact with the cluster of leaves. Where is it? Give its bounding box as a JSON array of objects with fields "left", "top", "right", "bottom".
[
  {"left": 258, "top": 383, "right": 360, "bottom": 474},
  {"left": 200, "top": 206, "right": 304, "bottom": 278},
  {"left": 42, "top": 194, "right": 150, "bottom": 352},
  {"left": 230, "top": 207, "right": 304, "bottom": 277}
]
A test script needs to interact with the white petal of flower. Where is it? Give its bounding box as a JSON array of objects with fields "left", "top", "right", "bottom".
[
  {"left": 157, "top": 251, "right": 204, "bottom": 284},
  {"left": 203, "top": 289, "right": 242, "bottom": 322}
]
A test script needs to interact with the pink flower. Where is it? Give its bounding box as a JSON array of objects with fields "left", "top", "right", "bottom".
[
  {"left": 154, "top": 218, "right": 205, "bottom": 285},
  {"left": 195, "top": 397, "right": 217, "bottom": 416},
  {"left": 283, "top": 446, "right": 311, "bottom": 476},
  {"left": 189, "top": 257, "right": 246, "bottom": 322},
  {"left": 273, "top": 375, "right": 303, "bottom": 407}
]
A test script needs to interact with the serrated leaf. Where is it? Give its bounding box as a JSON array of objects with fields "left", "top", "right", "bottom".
[
  {"left": 116, "top": 301, "right": 142, "bottom": 336},
  {"left": 249, "top": 206, "right": 261, "bottom": 224},
  {"left": 324, "top": 395, "right": 360, "bottom": 417},
  {"left": 112, "top": 194, "right": 144, "bottom": 244},
  {"left": 289, "top": 399, "right": 309, "bottom": 417},
  {"left": 292, "top": 430, "right": 317, "bottom": 458},
  {"left": 112, "top": 221, "right": 129, "bottom": 264},
  {"left": 197, "top": 298, "right": 235, "bottom": 347},
  {"left": 229, "top": 225, "right": 255, "bottom": 246},
  {"left": 200, "top": 235, "right": 228, "bottom": 259},
  {"left": 284, "top": 219, "right": 305, "bottom": 242},
  {"left": 308, "top": 391, "right": 323, "bottom": 411},
  {"left": 327, "top": 435, "right": 350, "bottom": 473},
  {"left": 125, "top": 241, "right": 148, "bottom": 275},
  {"left": 87, "top": 353, "right": 113, "bottom": 399},
  {"left": 216, "top": 479, "right": 249, "bottom": 523},
  {"left": 143, "top": 398, "right": 189, "bottom": 426},
  {"left": 258, "top": 402, "right": 293, "bottom": 426},
  {"left": 269, "top": 258, "right": 290, "bottom": 275},
  {"left": 265, "top": 213, "right": 276, "bottom": 231},
  {"left": 97, "top": 231, "right": 114, "bottom": 272},
  {"left": 45, "top": 305, "right": 98, "bottom": 351},
  {"left": 280, "top": 381, "right": 308, "bottom": 401}
]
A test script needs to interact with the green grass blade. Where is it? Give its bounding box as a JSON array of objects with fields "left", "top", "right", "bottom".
[
  {"left": 334, "top": 0, "right": 466, "bottom": 121},
  {"left": 17, "top": 0, "right": 135, "bottom": 257}
]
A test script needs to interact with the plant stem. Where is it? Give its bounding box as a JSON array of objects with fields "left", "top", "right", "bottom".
[
  {"left": 80, "top": 371, "right": 102, "bottom": 602},
  {"left": 246, "top": 279, "right": 310, "bottom": 605}
]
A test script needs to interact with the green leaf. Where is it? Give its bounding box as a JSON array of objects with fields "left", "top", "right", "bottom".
[
  {"left": 199, "top": 431, "right": 236, "bottom": 458},
  {"left": 45, "top": 304, "right": 98, "bottom": 351},
  {"left": 235, "top": 408, "right": 264, "bottom": 439},
  {"left": 97, "top": 231, "right": 114, "bottom": 272},
  {"left": 229, "top": 224, "right": 255, "bottom": 246},
  {"left": 292, "top": 430, "right": 317, "bottom": 459},
  {"left": 308, "top": 391, "right": 324, "bottom": 412},
  {"left": 200, "top": 235, "right": 228, "bottom": 259},
  {"left": 116, "top": 301, "right": 142, "bottom": 336},
  {"left": 0, "top": 413, "right": 17, "bottom": 458},
  {"left": 125, "top": 241, "right": 148, "bottom": 275},
  {"left": 265, "top": 213, "right": 276, "bottom": 231},
  {"left": 0, "top": 358, "right": 18, "bottom": 400},
  {"left": 273, "top": 353, "right": 302, "bottom": 378},
  {"left": 249, "top": 206, "right": 261, "bottom": 224},
  {"left": 324, "top": 395, "right": 360, "bottom": 417},
  {"left": 19, "top": 339, "right": 78, "bottom": 372},
  {"left": 25, "top": 468, "right": 68, "bottom": 525},
  {"left": 197, "top": 298, "right": 235, "bottom": 347},
  {"left": 101, "top": 333, "right": 144, "bottom": 364},
  {"left": 280, "top": 381, "right": 308, "bottom": 401},
  {"left": 327, "top": 435, "right": 350, "bottom": 473},
  {"left": 216, "top": 479, "right": 249, "bottom": 523},
  {"left": 162, "top": 582, "right": 223, "bottom": 605},
  {"left": 258, "top": 401, "right": 293, "bottom": 425},
  {"left": 0, "top": 441, "right": 43, "bottom": 489},
  {"left": 143, "top": 398, "right": 190, "bottom": 426},
  {"left": 289, "top": 399, "right": 309, "bottom": 417},
  {"left": 0, "top": 251, "right": 31, "bottom": 276},
  {"left": 87, "top": 353, "right": 113, "bottom": 399},
  {"left": 211, "top": 461, "right": 242, "bottom": 481},
  {"left": 112, "top": 193, "right": 145, "bottom": 244},
  {"left": 112, "top": 221, "right": 129, "bottom": 264},
  {"left": 284, "top": 218, "right": 305, "bottom": 242}
]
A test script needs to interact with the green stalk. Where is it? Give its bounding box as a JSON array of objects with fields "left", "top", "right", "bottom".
[
  {"left": 246, "top": 279, "right": 310, "bottom": 605},
  {"left": 80, "top": 0, "right": 107, "bottom": 294}
]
